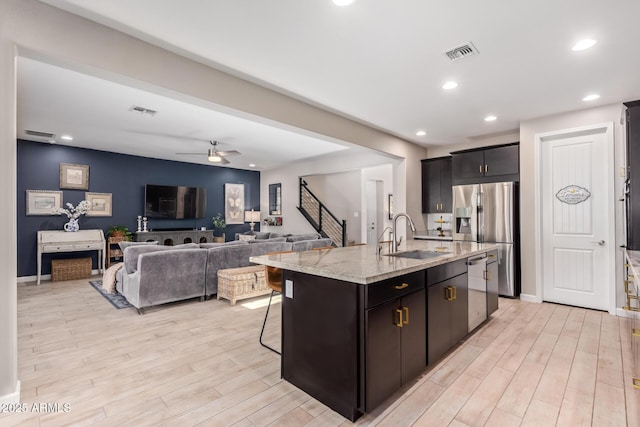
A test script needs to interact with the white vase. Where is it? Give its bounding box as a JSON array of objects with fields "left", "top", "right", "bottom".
[{"left": 64, "top": 218, "right": 79, "bottom": 232}]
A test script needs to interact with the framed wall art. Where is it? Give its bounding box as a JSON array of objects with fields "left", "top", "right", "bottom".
[
  {"left": 26, "top": 190, "right": 63, "bottom": 215},
  {"left": 60, "top": 163, "right": 89, "bottom": 190},
  {"left": 225, "top": 183, "right": 245, "bottom": 224},
  {"left": 85, "top": 192, "right": 112, "bottom": 217}
]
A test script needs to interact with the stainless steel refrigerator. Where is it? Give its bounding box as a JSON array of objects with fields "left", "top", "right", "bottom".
[{"left": 452, "top": 182, "right": 519, "bottom": 297}]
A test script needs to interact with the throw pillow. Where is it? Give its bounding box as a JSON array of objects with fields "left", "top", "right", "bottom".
[{"left": 238, "top": 234, "right": 256, "bottom": 241}]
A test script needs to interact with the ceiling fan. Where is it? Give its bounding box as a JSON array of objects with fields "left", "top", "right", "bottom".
[{"left": 176, "top": 140, "right": 241, "bottom": 164}]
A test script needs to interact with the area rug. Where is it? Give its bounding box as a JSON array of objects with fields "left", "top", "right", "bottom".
[{"left": 89, "top": 280, "right": 132, "bottom": 309}]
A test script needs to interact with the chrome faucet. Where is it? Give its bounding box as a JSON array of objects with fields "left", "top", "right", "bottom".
[{"left": 392, "top": 213, "right": 416, "bottom": 252}]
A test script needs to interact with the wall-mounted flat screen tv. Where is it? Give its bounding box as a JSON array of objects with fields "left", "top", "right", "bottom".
[{"left": 144, "top": 184, "right": 206, "bottom": 219}]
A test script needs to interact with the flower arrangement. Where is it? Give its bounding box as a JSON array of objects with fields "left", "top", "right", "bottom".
[{"left": 52, "top": 200, "right": 91, "bottom": 219}]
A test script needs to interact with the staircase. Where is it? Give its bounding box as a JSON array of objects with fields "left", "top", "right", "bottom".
[{"left": 298, "top": 178, "right": 347, "bottom": 247}]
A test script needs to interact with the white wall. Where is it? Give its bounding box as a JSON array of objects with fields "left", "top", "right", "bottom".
[
  {"left": 0, "top": 1, "right": 19, "bottom": 403},
  {"left": 519, "top": 103, "right": 627, "bottom": 306},
  {"left": 426, "top": 131, "right": 520, "bottom": 158},
  {"left": 260, "top": 149, "right": 402, "bottom": 236},
  {"left": 361, "top": 164, "right": 394, "bottom": 242},
  {"left": 304, "top": 170, "right": 362, "bottom": 243}
]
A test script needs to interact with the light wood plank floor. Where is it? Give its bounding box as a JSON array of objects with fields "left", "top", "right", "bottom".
[{"left": 2, "top": 276, "right": 638, "bottom": 426}]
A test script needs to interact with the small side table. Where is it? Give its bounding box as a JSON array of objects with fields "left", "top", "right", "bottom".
[{"left": 107, "top": 236, "right": 126, "bottom": 268}]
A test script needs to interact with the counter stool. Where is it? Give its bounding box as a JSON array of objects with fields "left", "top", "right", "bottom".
[{"left": 259, "top": 251, "right": 293, "bottom": 354}]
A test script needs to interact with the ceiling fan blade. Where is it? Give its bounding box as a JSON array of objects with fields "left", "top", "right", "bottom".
[
  {"left": 220, "top": 157, "right": 230, "bottom": 165},
  {"left": 217, "top": 150, "right": 241, "bottom": 157}
]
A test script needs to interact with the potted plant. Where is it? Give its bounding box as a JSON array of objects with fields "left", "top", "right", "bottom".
[
  {"left": 107, "top": 225, "right": 133, "bottom": 241},
  {"left": 212, "top": 213, "right": 226, "bottom": 243}
]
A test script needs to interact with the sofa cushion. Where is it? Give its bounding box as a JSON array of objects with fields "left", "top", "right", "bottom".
[
  {"left": 253, "top": 231, "right": 271, "bottom": 239},
  {"left": 118, "top": 240, "right": 159, "bottom": 251},
  {"left": 286, "top": 233, "right": 321, "bottom": 242},
  {"left": 247, "top": 236, "right": 287, "bottom": 243},
  {"left": 172, "top": 243, "right": 200, "bottom": 249},
  {"left": 200, "top": 240, "right": 248, "bottom": 249},
  {"left": 291, "top": 238, "right": 333, "bottom": 252},
  {"left": 123, "top": 245, "right": 172, "bottom": 274},
  {"left": 268, "top": 232, "right": 291, "bottom": 238}
]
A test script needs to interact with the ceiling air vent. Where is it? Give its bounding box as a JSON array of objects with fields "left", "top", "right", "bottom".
[
  {"left": 444, "top": 42, "right": 479, "bottom": 61},
  {"left": 25, "top": 129, "right": 56, "bottom": 139},
  {"left": 129, "top": 105, "right": 157, "bottom": 116}
]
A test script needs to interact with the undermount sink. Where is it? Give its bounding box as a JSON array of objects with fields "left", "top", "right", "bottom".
[{"left": 384, "top": 250, "right": 451, "bottom": 260}]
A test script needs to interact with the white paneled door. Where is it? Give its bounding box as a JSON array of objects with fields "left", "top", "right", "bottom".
[{"left": 540, "top": 124, "right": 614, "bottom": 311}]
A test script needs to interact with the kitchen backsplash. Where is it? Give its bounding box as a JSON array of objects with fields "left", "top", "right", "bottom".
[{"left": 426, "top": 213, "right": 453, "bottom": 232}]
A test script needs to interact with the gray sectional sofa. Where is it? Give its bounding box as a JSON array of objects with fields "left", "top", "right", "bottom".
[{"left": 115, "top": 236, "right": 333, "bottom": 313}]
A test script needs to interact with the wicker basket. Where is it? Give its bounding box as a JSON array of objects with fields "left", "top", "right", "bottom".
[
  {"left": 217, "top": 265, "right": 270, "bottom": 305},
  {"left": 51, "top": 257, "right": 92, "bottom": 281}
]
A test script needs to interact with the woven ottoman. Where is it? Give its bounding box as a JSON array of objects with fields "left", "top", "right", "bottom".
[{"left": 217, "top": 265, "right": 270, "bottom": 305}]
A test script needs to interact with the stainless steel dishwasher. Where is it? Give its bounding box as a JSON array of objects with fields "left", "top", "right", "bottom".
[{"left": 467, "top": 254, "right": 487, "bottom": 332}]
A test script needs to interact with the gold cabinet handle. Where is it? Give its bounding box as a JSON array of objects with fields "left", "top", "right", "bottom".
[
  {"left": 634, "top": 378, "right": 640, "bottom": 390},
  {"left": 403, "top": 306, "right": 409, "bottom": 325},
  {"left": 444, "top": 287, "right": 451, "bottom": 301},
  {"left": 483, "top": 270, "right": 488, "bottom": 280},
  {"left": 479, "top": 165, "right": 483, "bottom": 173},
  {"left": 394, "top": 283, "right": 409, "bottom": 290},
  {"left": 395, "top": 308, "right": 403, "bottom": 327},
  {"left": 485, "top": 164, "right": 488, "bottom": 173},
  {"left": 633, "top": 328, "right": 640, "bottom": 337},
  {"left": 488, "top": 254, "right": 496, "bottom": 258},
  {"left": 629, "top": 275, "right": 635, "bottom": 278},
  {"left": 625, "top": 263, "right": 631, "bottom": 268},
  {"left": 452, "top": 286, "right": 457, "bottom": 300}
]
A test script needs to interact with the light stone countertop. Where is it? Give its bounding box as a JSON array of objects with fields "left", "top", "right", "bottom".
[{"left": 250, "top": 240, "right": 498, "bottom": 285}]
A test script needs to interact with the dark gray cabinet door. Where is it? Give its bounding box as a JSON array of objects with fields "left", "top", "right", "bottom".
[
  {"left": 450, "top": 273, "right": 469, "bottom": 345},
  {"left": 484, "top": 144, "right": 519, "bottom": 176},
  {"left": 401, "top": 289, "right": 426, "bottom": 384},
  {"left": 427, "top": 282, "right": 451, "bottom": 364},
  {"left": 452, "top": 151, "right": 484, "bottom": 180},
  {"left": 422, "top": 157, "right": 453, "bottom": 213},
  {"left": 365, "top": 300, "right": 402, "bottom": 411},
  {"left": 440, "top": 157, "right": 453, "bottom": 212},
  {"left": 366, "top": 288, "right": 426, "bottom": 411},
  {"left": 422, "top": 159, "right": 441, "bottom": 213}
]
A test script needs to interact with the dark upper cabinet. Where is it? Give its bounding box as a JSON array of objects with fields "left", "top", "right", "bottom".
[
  {"left": 421, "top": 156, "right": 452, "bottom": 213},
  {"left": 451, "top": 143, "right": 519, "bottom": 185},
  {"left": 625, "top": 100, "right": 640, "bottom": 250}
]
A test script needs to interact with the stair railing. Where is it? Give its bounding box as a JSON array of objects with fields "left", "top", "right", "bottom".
[{"left": 298, "top": 177, "right": 347, "bottom": 247}]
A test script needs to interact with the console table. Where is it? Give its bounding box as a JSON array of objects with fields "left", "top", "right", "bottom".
[
  {"left": 135, "top": 230, "right": 213, "bottom": 245},
  {"left": 37, "top": 230, "right": 106, "bottom": 285}
]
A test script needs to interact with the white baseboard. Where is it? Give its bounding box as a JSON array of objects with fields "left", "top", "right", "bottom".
[
  {"left": 17, "top": 269, "right": 101, "bottom": 284},
  {"left": 616, "top": 307, "right": 638, "bottom": 319},
  {"left": 519, "top": 293, "right": 542, "bottom": 303},
  {"left": 0, "top": 380, "right": 20, "bottom": 404}
]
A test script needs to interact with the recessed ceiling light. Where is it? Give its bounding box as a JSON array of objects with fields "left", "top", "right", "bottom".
[
  {"left": 60, "top": 134, "right": 73, "bottom": 141},
  {"left": 416, "top": 130, "right": 427, "bottom": 136},
  {"left": 484, "top": 115, "right": 497, "bottom": 122},
  {"left": 582, "top": 94, "right": 600, "bottom": 102},
  {"left": 249, "top": 164, "right": 256, "bottom": 167},
  {"left": 333, "top": 0, "right": 354, "bottom": 6},
  {"left": 572, "top": 39, "right": 597, "bottom": 51},
  {"left": 442, "top": 81, "right": 458, "bottom": 90}
]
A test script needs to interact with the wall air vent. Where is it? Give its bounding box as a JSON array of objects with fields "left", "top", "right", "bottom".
[
  {"left": 444, "top": 42, "right": 479, "bottom": 61},
  {"left": 129, "top": 105, "right": 157, "bottom": 116},
  {"left": 25, "top": 129, "right": 56, "bottom": 139}
]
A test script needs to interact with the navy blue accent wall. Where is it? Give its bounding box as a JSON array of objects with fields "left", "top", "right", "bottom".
[{"left": 17, "top": 140, "right": 260, "bottom": 277}]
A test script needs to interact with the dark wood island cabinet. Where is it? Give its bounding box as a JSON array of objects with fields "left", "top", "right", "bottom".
[{"left": 252, "top": 241, "right": 496, "bottom": 421}]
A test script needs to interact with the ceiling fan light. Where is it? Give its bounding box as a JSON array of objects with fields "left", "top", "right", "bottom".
[{"left": 208, "top": 148, "right": 222, "bottom": 162}]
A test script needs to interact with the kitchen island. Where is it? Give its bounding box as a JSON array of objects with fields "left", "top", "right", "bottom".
[{"left": 250, "top": 240, "right": 497, "bottom": 421}]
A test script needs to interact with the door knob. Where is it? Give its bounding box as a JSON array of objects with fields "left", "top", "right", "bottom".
[{"left": 590, "top": 240, "right": 605, "bottom": 246}]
